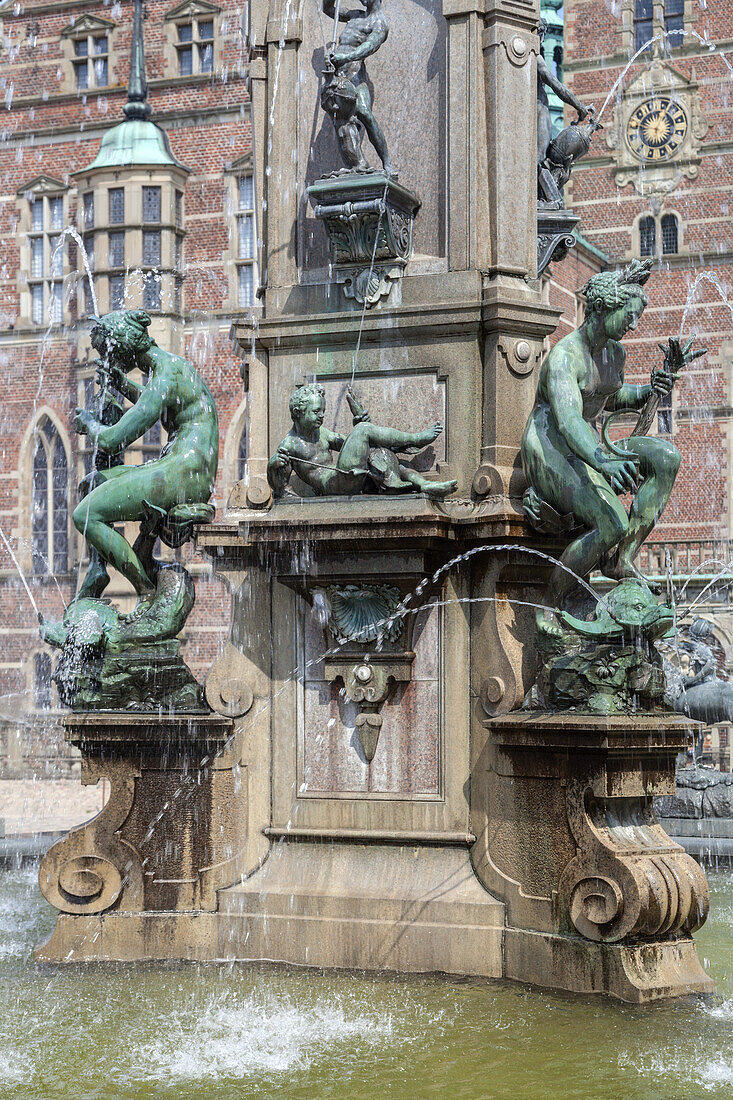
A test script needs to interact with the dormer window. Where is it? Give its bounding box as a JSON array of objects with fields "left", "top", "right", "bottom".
[
  {"left": 165, "top": 2, "right": 220, "bottom": 78},
  {"left": 61, "top": 16, "right": 115, "bottom": 95}
]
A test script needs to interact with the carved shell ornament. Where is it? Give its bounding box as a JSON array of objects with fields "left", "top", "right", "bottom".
[{"left": 322, "top": 584, "right": 404, "bottom": 645}]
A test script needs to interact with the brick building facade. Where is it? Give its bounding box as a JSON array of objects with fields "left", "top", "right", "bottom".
[
  {"left": 0, "top": 0, "right": 730, "bottom": 775},
  {"left": 0, "top": 0, "right": 250, "bottom": 774}
]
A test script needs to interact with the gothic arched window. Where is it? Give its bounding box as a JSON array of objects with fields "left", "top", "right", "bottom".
[{"left": 32, "top": 419, "right": 68, "bottom": 575}]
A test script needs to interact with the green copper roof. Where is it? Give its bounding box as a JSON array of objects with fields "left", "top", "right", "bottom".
[
  {"left": 85, "top": 118, "right": 183, "bottom": 170},
  {"left": 82, "top": 0, "right": 186, "bottom": 172}
]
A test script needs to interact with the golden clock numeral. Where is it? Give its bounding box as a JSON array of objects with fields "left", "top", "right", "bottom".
[{"left": 674, "top": 126, "right": 686, "bottom": 136}]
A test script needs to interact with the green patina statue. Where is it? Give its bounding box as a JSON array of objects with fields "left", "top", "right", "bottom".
[
  {"left": 521, "top": 259, "right": 706, "bottom": 712},
  {"left": 321, "top": 0, "right": 393, "bottom": 175},
  {"left": 522, "top": 259, "right": 705, "bottom": 629},
  {"left": 38, "top": 310, "right": 218, "bottom": 712},
  {"left": 537, "top": 578, "right": 673, "bottom": 714},
  {"left": 267, "top": 383, "right": 457, "bottom": 499}
]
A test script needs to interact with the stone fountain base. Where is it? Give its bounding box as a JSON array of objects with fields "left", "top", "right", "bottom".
[{"left": 35, "top": 694, "right": 712, "bottom": 1003}]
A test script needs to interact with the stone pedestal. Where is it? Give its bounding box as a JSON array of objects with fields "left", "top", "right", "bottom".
[
  {"left": 473, "top": 712, "right": 713, "bottom": 1001},
  {"left": 36, "top": 712, "right": 235, "bottom": 961},
  {"left": 307, "top": 172, "right": 421, "bottom": 307}
]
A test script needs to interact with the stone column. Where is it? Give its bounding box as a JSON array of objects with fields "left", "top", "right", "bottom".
[
  {"left": 475, "top": 0, "right": 559, "bottom": 499},
  {"left": 443, "top": 0, "right": 491, "bottom": 271},
  {"left": 262, "top": 0, "right": 302, "bottom": 296}
]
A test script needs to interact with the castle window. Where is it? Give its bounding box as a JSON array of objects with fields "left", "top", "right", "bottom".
[
  {"left": 34, "top": 653, "right": 53, "bottom": 709},
  {"left": 236, "top": 174, "right": 256, "bottom": 308},
  {"left": 83, "top": 192, "right": 94, "bottom": 229},
  {"left": 658, "top": 391, "right": 673, "bottom": 434},
  {"left": 143, "top": 186, "right": 162, "bottom": 223},
  {"left": 32, "top": 418, "right": 68, "bottom": 576},
  {"left": 108, "top": 231, "right": 125, "bottom": 269},
  {"left": 639, "top": 215, "right": 656, "bottom": 257},
  {"left": 661, "top": 213, "right": 679, "bottom": 254},
  {"left": 108, "top": 188, "right": 125, "bottom": 225},
  {"left": 143, "top": 273, "right": 161, "bottom": 311},
  {"left": 109, "top": 274, "right": 125, "bottom": 310},
  {"left": 665, "top": 0, "right": 684, "bottom": 42},
  {"left": 634, "top": 0, "right": 654, "bottom": 51},
  {"left": 72, "top": 32, "right": 109, "bottom": 91},
  {"left": 143, "top": 229, "right": 161, "bottom": 267},
  {"left": 175, "top": 16, "right": 214, "bottom": 75},
  {"left": 27, "top": 191, "right": 66, "bottom": 326}
]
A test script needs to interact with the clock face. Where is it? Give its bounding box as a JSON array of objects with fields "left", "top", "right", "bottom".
[{"left": 626, "top": 96, "right": 688, "bottom": 162}]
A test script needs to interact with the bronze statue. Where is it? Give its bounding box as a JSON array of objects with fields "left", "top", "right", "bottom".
[
  {"left": 267, "top": 384, "right": 456, "bottom": 498},
  {"left": 321, "top": 0, "right": 393, "bottom": 175},
  {"left": 72, "top": 310, "right": 218, "bottom": 600},
  {"left": 38, "top": 309, "right": 218, "bottom": 712},
  {"left": 521, "top": 259, "right": 706, "bottom": 634},
  {"left": 537, "top": 18, "right": 594, "bottom": 206}
]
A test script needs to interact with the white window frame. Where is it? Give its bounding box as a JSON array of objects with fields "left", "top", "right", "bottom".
[
  {"left": 25, "top": 190, "right": 66, "bottom": 327},
  {"left": 235, "top": 172, "right": 257, "bottom": 309}
]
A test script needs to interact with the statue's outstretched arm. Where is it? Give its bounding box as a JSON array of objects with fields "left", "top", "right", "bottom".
[
  {"left": 547, "top": 360, "right": 640, "bottom": 493},
  {"left": 608, "top": 382, "right": 651, "bottom": 412},
  {"left": 323, "top": 0, "right": 358, "bottom": 21},
  {"left": 537, "top": 56, "right": 586, "bottom": 115}
]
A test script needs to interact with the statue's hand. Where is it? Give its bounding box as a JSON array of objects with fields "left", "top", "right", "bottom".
[
  {"left": 74, "top": 407, "right": 95, "bottom": 436},
  {"left": 271, "top": 449, "right": 292, "bottom": 470},
  {"left": 599, "top": 454, "right": 640, "bottom": 494},
  {"left": 95, "top": 360, "right": 126, "bottom": 392},
  {"left": 656, "top": 334, "right": 707, "bottom": 389}
]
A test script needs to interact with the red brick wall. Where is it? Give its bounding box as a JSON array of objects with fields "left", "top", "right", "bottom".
[{"left": 555, "top": 0, "right": 733, "bottom": 543}]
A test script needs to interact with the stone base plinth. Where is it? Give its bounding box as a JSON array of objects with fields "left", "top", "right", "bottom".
[
  {"left": 35, "top": 712, "right": 236, "bottom": 953},
  {"left": 472, "top": 711, "right": 713, "bottom": 1003},
  {"left": 38, "top": 837, "right": 505, "bottom": 975}
]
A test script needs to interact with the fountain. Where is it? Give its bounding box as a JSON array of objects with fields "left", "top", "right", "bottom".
[{"left": 27, "top": 0, "right": 714, "bottom": 1008}]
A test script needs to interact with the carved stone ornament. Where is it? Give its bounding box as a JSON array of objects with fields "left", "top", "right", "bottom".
[
  {"left": 320, "top": 583, "right": 404, "bottom": 646},
  {"left": 604, "top": 58, "right": 708, "bottom": 198},
  {"left": 307, "top": 171, "right": 420, "bottom": 308},
  {"left": 559, "top": 779, "right": 709, "bottom": 943},
  {"left": 537, "top": 206, "right": 579, "bottom": 276},
  {"left": 315, "top": 582, "right": 412, "bottom": 763}
]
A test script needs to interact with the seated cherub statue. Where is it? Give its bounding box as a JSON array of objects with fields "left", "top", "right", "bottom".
[{"left": 267, "top": 384, "right": 457, "bottom": 499}]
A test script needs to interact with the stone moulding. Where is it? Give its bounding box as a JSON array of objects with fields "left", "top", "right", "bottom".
[
  {"left": 314, "top": 581, "right": 414, "bottom": 763},
  {"left": 307, "top": 171, "right": 421, "bottom": 308}
]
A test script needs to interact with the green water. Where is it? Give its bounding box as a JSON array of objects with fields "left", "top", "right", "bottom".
[{"left": 2, "top": 865, "right": 733, "bottom": 1099}]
